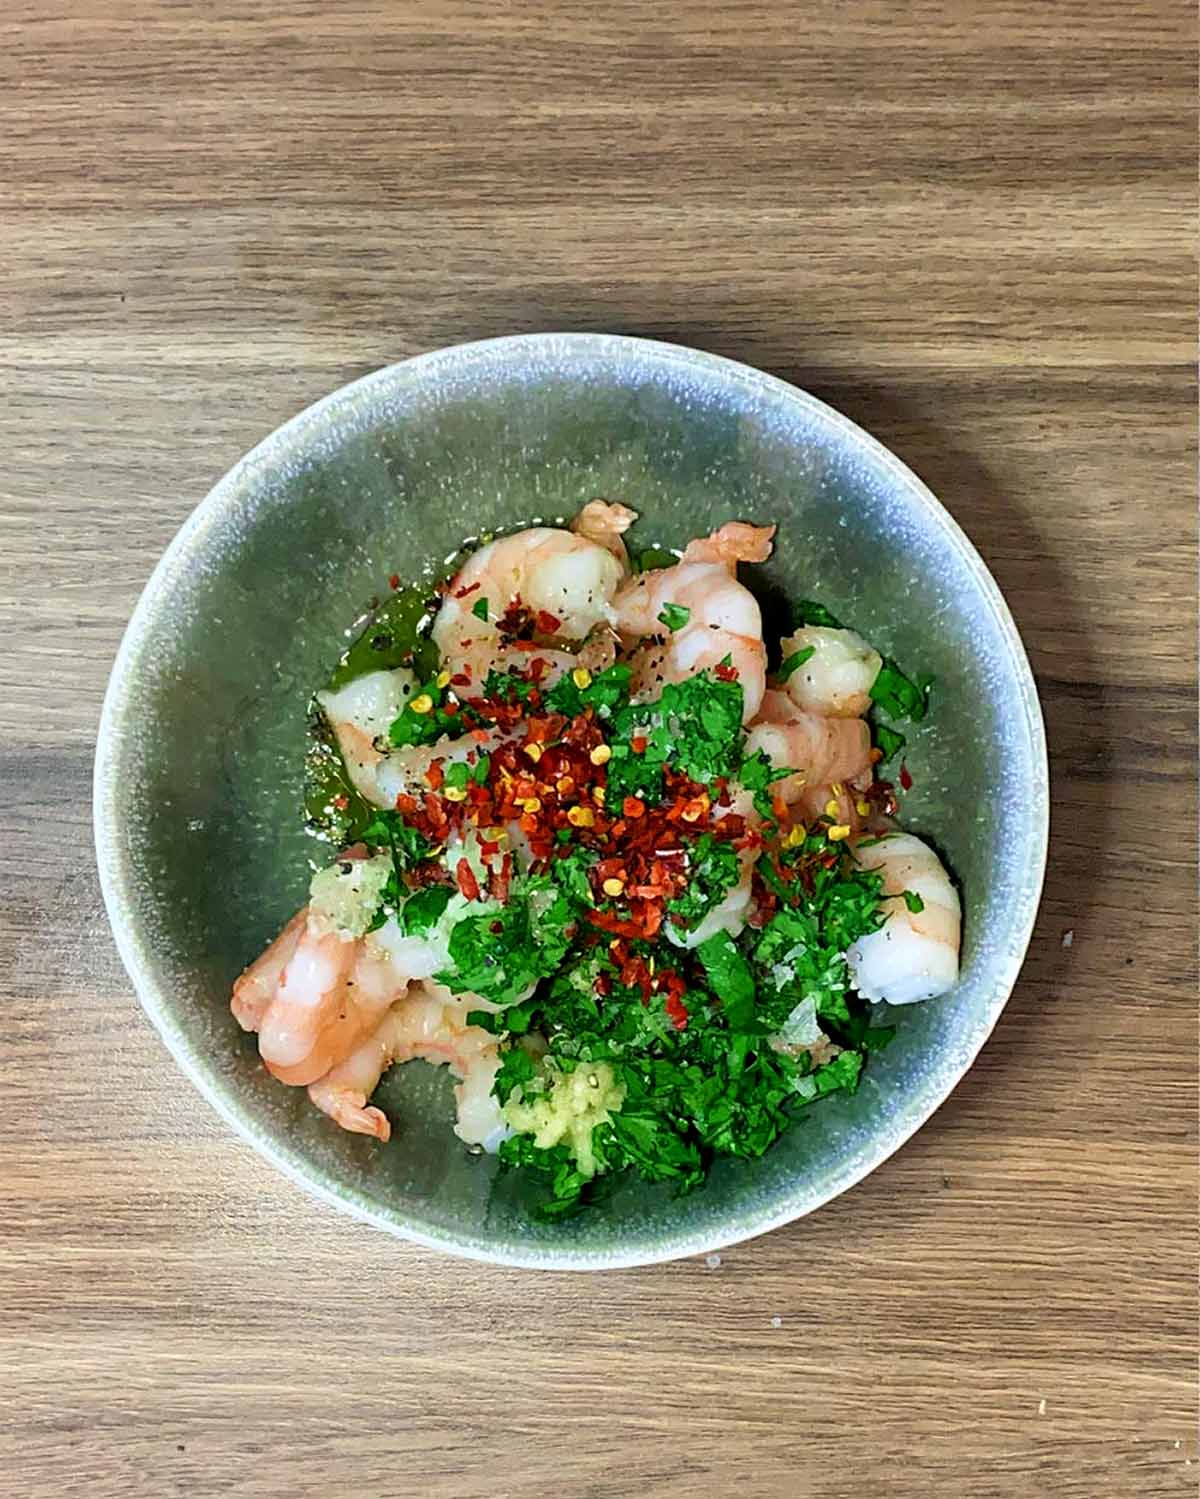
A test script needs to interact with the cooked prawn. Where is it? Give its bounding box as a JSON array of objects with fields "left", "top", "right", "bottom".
[
  {"left": 316, "top": 668, "right": 502, "bottom": 811},
  {"left": 432, "top": 520, "right": 627, "bottom": 686},
  {"left": 845, "top": 832, "right": 961, "bottom": 1004},
  {"left": 781, "top": 625, "right": 882, "bottom": 717},
  {"left": 744, "top": 690, "right": 872, "bottom": 804},
  {"left": 231, "top": 909, "right": 306, "bottom": 1033},
  {"left": 233, "top": 911, "right": 399, "bottom": 1086},
  {"left": 570, "top": 499, "right": 637, "bottom": 565},
  {"left": 307, "top": 982, "right": 509, "bottom": 1150},
  {"left": 612, "top": 522, "right": 775, "bottom": 722}
]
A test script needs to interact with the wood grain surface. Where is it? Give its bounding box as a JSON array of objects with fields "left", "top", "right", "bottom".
[{"left": 1, "top": 2, "right": 1195, "bottom": 1495}]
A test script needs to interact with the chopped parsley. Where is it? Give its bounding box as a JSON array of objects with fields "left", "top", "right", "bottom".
[
  {"left": 794, "top": 600, "right": 844, "bottom": 629},
  {"left": 657, "top": 602, "right": 691, "bottom": 632},
  {"left": 543, "top": 662, "right": 633, "bottom": 720},
  {"left": 778, "top": 644, "right": 815, "bottom": 680},
  {"left": 389, "top": 676, "right": 467, "bottom": 747},
  {"left": 870, "top": 660, "right": 933, "bottom": 722},
  {"left": 666, "top": 834, "right": 740, "bottom": 934},
  {"left": 873, "top": 722, "right": 906, "bottom": 763},
  {"left": 608, "top": 670, "right": 744, "bottom": 803}
]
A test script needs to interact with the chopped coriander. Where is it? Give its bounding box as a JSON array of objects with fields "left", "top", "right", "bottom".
[
  {"left": 436, "top": 874, "right": 576, "bottom": 1007},
  {"left": 873, "top": 723, "right": 906, "bottom": 763},
  {"left": 399, "top": 882, "right": 452, "bottom": 935},
  {"left": 471, "top": 595, "right": 490, "bottom": 621},
  {"left": 389, "top": 677, "right": 466, "bottom": 747},
  {"left": 778, "top": 644, "right": 816, "bottom": 680},
  {"left": 794, "top": 600, "right": 843, "bottom": 629},
  {"left": 696, "top": 930, "right": 757, "bottom": 1030},
  {"left": 666, "top": 835, "right": 740, "bottom": 934},
  {"left": 657, "top": 602, "right": 691, "bottom": 632},
  {"left": 443, "top": 761, "right": 471, "bottom": 791},
  {"left": 869, "top": 658, "right": 932, "bottom": 721},
  {"left": 543, "top": 661, "right": 632, "bottom": 719},
  {"left": 902, "top": 889, "right": 925, "bottom": 914}
]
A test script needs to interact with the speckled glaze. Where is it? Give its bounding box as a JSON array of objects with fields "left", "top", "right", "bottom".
[{"left": 94, "top": 334, "right": 1047, "bottom": 1269}]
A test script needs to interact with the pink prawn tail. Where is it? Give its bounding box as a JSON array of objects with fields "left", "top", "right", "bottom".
[
  {"left": 683, "top": 522, "right": 775, "bottom": 568},
  {"left": 571, "top": 499, "right": 639, "bottom": 565},
  {"left": 307, "top": 1084, "right": 393, "bottom": 1142}
]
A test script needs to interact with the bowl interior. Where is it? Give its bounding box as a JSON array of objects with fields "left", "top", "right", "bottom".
[{"left": 96, "top": 335, "right": 1046, "bottom": 1267}]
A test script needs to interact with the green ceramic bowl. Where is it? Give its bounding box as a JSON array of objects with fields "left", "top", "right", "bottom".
[{"left": 94, "top": 334, "right": 1047, "bottom": 1268}]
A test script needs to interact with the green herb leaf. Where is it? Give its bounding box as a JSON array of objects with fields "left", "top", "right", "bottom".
[
  {"left": 543, "top": 662, "right": 633, "bottom": 719},
  {"left": 492, "top": 1046, "right": 536, "bottom": 1106},
  {"left": 608, "top": 670, "right": 744, "bottom": 803},
  {"left": 389, "top": 678, "right": 467, "bottom": 747},
  {"left": 737, "top": 748, "right": 793, "bottom": 793},
  {"left": 400, "top": 883, "right": 452, "bottom": 935},
  {"left": 873, "top": 723, "right": 906, "bottom": 763},
  {"left": 471, "top": 595, "right": 490, "bottom": 621},
  {"left": 696, "top": 930, "right": 757, "bottom": 1030},
  {"left": 752, "top": 837, "right": 884, "bottom": 1026},
  {"left": 794, "top": 600, "right": 843, "bottom": 629},
  {"left": 667, "top": 835, "right": 740, "bottom": 933},
  {"left": 443, "top": 761, "right": 471, "bottom": 791},
  {"left": 358, "top": 811, "right": 432, "bottom": 868},
  {"left": 869, "top": 658, "right": 932, "bottom": 722},
  {"left": 436, "top": 874, "right": 575, "bottom": 1006},
  {"left": 902, "top": 889, "right": 925, "bottom": 914},
  {"left": 657, "top": 602, "right": 691, "bottom": 632},
  {"left": 778, "top": 644, "right": 816, "bottom": 681}
]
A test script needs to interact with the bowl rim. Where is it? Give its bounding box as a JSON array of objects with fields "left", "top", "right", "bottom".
[{"left": 94, "top": 331, "right": 1049, "bottom": 1270}]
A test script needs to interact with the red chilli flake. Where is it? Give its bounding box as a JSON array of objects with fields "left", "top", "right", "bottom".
[
  {"left": 388, "top": 573, "right": 400, "bottom": 590},
  {"left": 331, "top": 794, "right": 349, "bottom": 811},
  {"left": 714, "top": 662, "right": 739, "bottom": 682},
  {"left": 455, "top": 858, "right": 481, "bottom": 902},
  {"left": 454, "top": 581, "right": 481, "bottom": 600},
  {"left": 534, "top": 610, "right": 562, "bottom": 634},
  {"left": 899, "top": 762, "right": 914, "bottom": 791},
  {"left": 425, "top": 762, "right": 444, "bottom": 791},
  {"left": 664, "top": 991, "right": 689, "bottom": 1031},
  {"left": 630, "top": 736, "right": 648, "bottom": 754}
]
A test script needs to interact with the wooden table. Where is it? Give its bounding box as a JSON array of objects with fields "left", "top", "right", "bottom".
[{"left": 2, "top": 3, "right": 1195, "bottom": 1495}]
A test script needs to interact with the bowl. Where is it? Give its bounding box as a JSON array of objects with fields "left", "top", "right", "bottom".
[{"left": 94, "top": 333, "right": 1048, "bottom": 1269}]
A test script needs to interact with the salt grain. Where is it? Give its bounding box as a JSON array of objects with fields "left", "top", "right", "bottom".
[
  {"left": 770, "top": 1316, "right": 783, "bottom": 1328},
  {"left": 1061, "top": 930, "right": 1074, "bottom": 948},
  {"left": 1037, "top": 1399, "right": 1046, "bottom": 1416},
  {"left": 705, "top": 1253, "right": 722, "bottom": 1269}
]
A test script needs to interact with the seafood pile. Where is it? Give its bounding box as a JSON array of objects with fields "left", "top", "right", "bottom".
[{"left": 232, "top": 504, "right": 959, "bottom": 1215}]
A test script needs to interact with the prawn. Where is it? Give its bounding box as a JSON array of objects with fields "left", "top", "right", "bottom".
[
  {"left": 781, "top": 625, "right": 882, "bottom": 718},
  {"left": 845, "top": 832, "right": 961, "bottom": 1004},
  {"left": 570, "top": 498, "right": 637, "bottom": 565},
  {"left": 316, "top": 668, "right": 502, "bottom": 811},
  {"left": 612, "top": 522, "right": 775, "bottom": 722},
  {"left": 744, "top": 690, "right": 872, "bottom": 805},
  {"left": 431, "top": 513, "right": 629, "bottom": 686},
  {"left": 233, "top": 909, "right": 402, "bottom": 1086},
  {"left": 306, "top": 982, "right": 509, "bottom": 1150}
]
